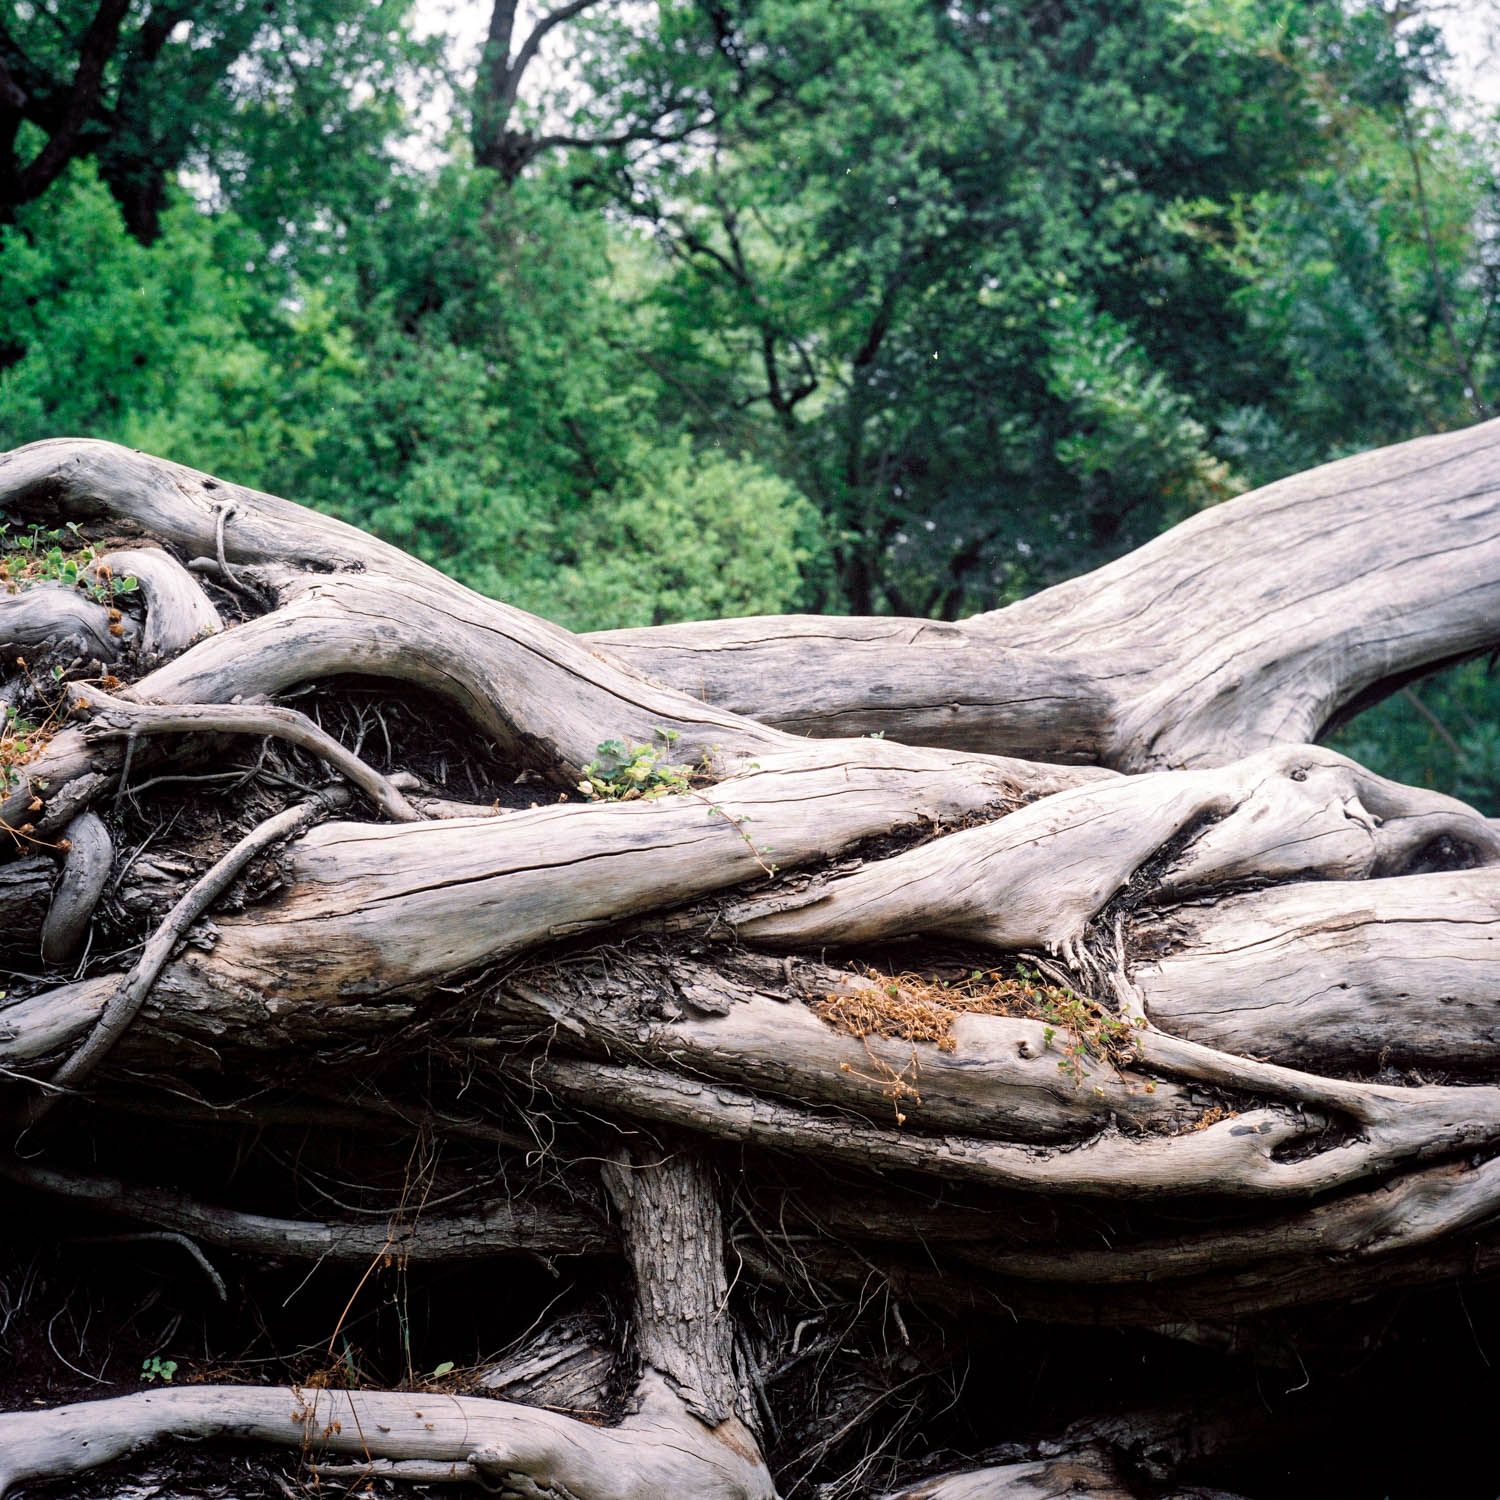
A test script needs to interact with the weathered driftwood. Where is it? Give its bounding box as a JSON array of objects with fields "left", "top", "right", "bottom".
[
  {"left": 594, "top": 416, "right": 1500, "bottom": 768},
  {"left": 0, "top": 1377, "right": 766, "bottom": 1500},
  {"left": 0, "top": 582, "right": 131, "bottom": 663},
  {"left": 1, "top": 1158, "right": 612, "bottom": 1262},
  {"left": 37, "top": 810, "right": 111, "bottom": 965},
  {"left": 89, "top": 546, "right": 221, "bottom": 660},
  {"left": 1, "top": 424, "right": 1500, "bottom": 1496}
]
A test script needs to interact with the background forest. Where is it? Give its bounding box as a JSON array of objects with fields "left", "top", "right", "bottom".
[{"left": 2, "top": 0, "right": 1498, "bottom": 800}]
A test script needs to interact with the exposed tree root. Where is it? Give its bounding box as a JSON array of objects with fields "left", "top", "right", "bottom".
[
  {"left": 4, "top": 424, "right": 1500, "bottom": 1495},
  {"left": 88, "top": 547, "right": 221, "bottom": 661},
  {"left": 0, "top": 584, "right": 130, "bottom": 664},
  {"left": 71, "top": 683, "right": 422, "bottom": 822},
  {"left": 37, "top": 811, "right": 110, "bottom": 965},
  {"left": 0, "top": 1375, "right": 766, "bottom": 1500},
  {"left": 0, "top": 1147, "right": 770, "bottom": 1499},
  {"left": 0, "top": 855, "right": 52, "bottom": 956},
  {"left": 728, "top": 743, "right": 1500, "bottom": 955},
  {"left": 594, "top": 416, "right": 1500, "bottom": 769},
  {"left": 1, "top": 1158, "right": 613, "bottom": 1263},
  {"left": 24, "top": 791, "right": 349, "bottom": 1125}
]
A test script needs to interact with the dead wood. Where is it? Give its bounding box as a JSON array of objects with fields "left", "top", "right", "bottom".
[{"left": 3, "top": 424, "right": 1500, "bottom": 1496}]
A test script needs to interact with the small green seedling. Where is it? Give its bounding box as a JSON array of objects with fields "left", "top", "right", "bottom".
[
  {"left": 579, "top": 728, "right": 693, "bottom": 801},
  {"left": 1, "top": 707, "right": 40, "bottom": 793},
  {"left": 0, "top": 521, "right": 139, "bottom": 603},
  {"left": 141, "top": 1356, "right": 178, "bottom": 1383}
]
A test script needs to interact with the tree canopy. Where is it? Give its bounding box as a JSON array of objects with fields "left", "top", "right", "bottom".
[{"left": 2, "top": 0, "right": 1498, "bottom": 771}]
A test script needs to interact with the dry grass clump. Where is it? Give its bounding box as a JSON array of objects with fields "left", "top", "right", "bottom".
[
  {"left": 815, "top": 969, "right": 1027, "bottom": 1053},
  {"left": 815, "top": 964, "right": 1140, "bottom": 1085}
]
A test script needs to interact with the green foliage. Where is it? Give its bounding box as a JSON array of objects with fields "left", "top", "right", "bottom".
[
  {"left": 140, "top": 1356, "right": 178, "bottom": 1384},
  {"left": 1016, "top": 963, "right": 1143, "bottom": 1087},
  {"left": 248, "top": 168, "right": 827, "bottom": 626},
  {"left": 579, "top": 731, "right": 693, "bottom": 801},
  {"left": 566, "top": 0, "right": 1341, "bottom": 610},
  {"left": 1, "top": 707, "right": 41, "bottom": 794},
  {"left": 1, "top": 0, "right": 431, "bottom": 241},
  {"left": 0, "top": 521, "right": 140, "bottom": 604},
  {"left": 2, "top": 0, "right": 1498, "bottom": 803},
  {"left": 564, "top": 0, "right": 1500, "bottom": 613},
  {"left": 1044, "top": 294, "right": 1241, "bottom": 529},
  {"left": 540, "top": 439, "right": 824, "bottom": 632},
  {"left": 0, "top": 164, "right": 825, "bottom": 630},
  {"left": 257, "top": 166, "right": 653, "bottom": 573},
  {"left": 0, "top": 166, "right": 314, "bottom": 479},
  {"left": 1328, "top": 661, "right": 1500, "bottom": 816}
]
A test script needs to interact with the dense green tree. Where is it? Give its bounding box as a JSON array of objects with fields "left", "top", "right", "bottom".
[
  {"left": 546, "top": 0, "right": 1497, "bottom": 614},
  {"left": 538, "top": 0, "right": 1298, "bottom": 610},
  {"left": 0, "top": 164, "right": 304, "bottom": 469},
  {"left": 0, "top": 0, "right": 425, "bottom": 241},
  {"left": 470, "top": 0, "right": 711, "bottom": 182},
  {"left": 252, "top": 162, "right": 823, "bottom": 625},
  {"left": 0, "top": 157, "right": 823, "bottom": 628}
]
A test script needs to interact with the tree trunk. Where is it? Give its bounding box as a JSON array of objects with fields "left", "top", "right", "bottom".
[{"left": 2, "top": 424, "right": 1500, "bottom": 1495}]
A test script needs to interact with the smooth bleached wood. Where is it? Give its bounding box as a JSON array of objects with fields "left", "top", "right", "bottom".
[{"left": 595, "top": 417, "right": 1500, "bottom": 769}]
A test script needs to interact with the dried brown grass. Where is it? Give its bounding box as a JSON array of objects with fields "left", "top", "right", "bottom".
[
  {"left": 816, "top": 966, "right": 1089, "bottom": 1049},
  {"left": 814, "top": 965, "right": 1142, "bottom": 1102}
]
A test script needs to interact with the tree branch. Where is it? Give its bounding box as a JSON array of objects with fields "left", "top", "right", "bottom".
[
  {"left": 14, "top": 0, "right": 130, "bottom": 204},
  {"left": 510, "top": 0, "right": 613, "bottom": 93}
]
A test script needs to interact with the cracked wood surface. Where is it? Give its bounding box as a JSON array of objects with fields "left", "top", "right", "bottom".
[
  {"left": 0, "top": 1374, "right": 774, "bottom": 1500},
  {"left": 596, "top": 416, "right": 1500, "bottom": 768},
  {"left": 6, "top": 423, "right": 1500, "bottom": 1496},
  {"left": 10, "top": 421, "right": 1500, "bottom": 773}
]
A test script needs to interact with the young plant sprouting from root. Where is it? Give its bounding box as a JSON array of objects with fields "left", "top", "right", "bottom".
[
  {"left": 0, "top": 521, "right": 139, "bottom": 604},
  {"left": 575, "top": 729, "right": 782, "bottom": 874},
  {"left": 578, "top": 728, "right": 696, "bottom": 801},
  {"left": 0, "top": 706, "right": 41, "bottom": 794}
]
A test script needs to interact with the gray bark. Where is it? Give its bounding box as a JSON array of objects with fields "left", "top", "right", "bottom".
[
  {"left": 594, "top": 417, "right": 1500, "bottom": 769},
  {"left": 4, "top": 424, "right": 1500, "bottom": 1496}
]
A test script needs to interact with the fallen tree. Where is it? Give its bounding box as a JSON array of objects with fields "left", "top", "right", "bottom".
[{"left": 1, "top": 422, "right": 1499, "bottom": 1495}]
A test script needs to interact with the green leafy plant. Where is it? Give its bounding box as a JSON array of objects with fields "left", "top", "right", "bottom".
[
  {"left": 577, "top": 730, "right": 781, "bottom": 875},
  {"left": 702, "top": 801, "right": 779, "bottom": 877},
  {"left": 578, "top": 729, "right": 693, "bottom": 801},
  {"left": 140, "top": 1355, "right": 178, "bottom": 1383},
  {"left": 1, "top": 707, "right": 41, "bottom": 794},
  {"left": 0, "top": 521, "right": 139, "bottom": 603},
  {"left": 1019, "top": 964, "right": 1143, "bottom": 1085}
]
